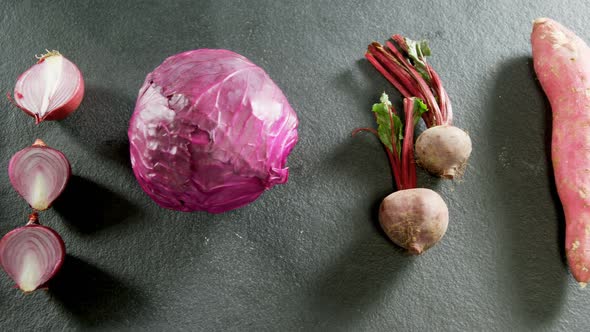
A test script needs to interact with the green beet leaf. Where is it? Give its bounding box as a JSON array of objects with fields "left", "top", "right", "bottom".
[{"left": 372, "top": 93, "right": 403, "bottom": 157}]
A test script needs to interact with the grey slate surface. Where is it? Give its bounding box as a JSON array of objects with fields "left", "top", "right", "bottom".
[{"left": 0, "top": 0, "right": 587, "bottom": 331}]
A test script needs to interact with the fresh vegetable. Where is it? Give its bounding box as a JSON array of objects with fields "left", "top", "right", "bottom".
[
  {"left": 532, "top": 18, "right": 590, "bottom": 285},
  {"left": 366, "top": 35, "right": 472, "bottom": 179},
  {"left": 128, "top": 49, "right": 299, "bottom": 213},
  {"left": 9, "top": 139, "right": 71, "bottom": 211},
  {"left": 0, "top": 213, "right": 65, "bottom": 293},
  {"left": 354, "top": 94, "right": 448, "bottom": 254},
  {"left": 379, "top": 188, "right": 449, "bottom": 254},
  {"left": 10, "top": 50, "right": 84, "bottom": 124},
  {"left": 414, "top": 125, "right": 472, "bottom": 178}
]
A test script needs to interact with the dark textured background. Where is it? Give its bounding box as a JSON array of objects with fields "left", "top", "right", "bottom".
[{"left": 0, "top": 0, "right": 587, "bottom": 331}]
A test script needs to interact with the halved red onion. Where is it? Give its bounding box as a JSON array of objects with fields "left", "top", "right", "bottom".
[
  {"left": 0, "top": 214, "right": 65, "bottom": 293},
  {"left": 9, "top": 139, "right": 71, "bottom": 211},
  {"left": 11, "top": 50, "right": 84, "bottom": 124}
]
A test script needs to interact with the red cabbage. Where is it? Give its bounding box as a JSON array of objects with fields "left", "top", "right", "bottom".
[{"left": 128, "top": 49, "right": 299, "bottom": 213}]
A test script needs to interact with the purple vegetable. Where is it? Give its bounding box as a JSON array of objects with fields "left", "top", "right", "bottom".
[
  {"left": 10, "top": 50, "right": 85, "bottom": 124},
  {"left": 355, "top": 95, "right": 449, "bottom": 254},
  {"left": 128, "top": 49, "right": 299, "bottom": 213},
  {"left": 9, "top": 139, "right": 71, "bottom": 211},
  {"left": 0, "top": 213, "right": 65, "bottom": 293}
]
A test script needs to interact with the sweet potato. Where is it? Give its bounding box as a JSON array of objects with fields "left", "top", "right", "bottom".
[{"left": 532, "top": 17, "right": 590, "bottom": 285}]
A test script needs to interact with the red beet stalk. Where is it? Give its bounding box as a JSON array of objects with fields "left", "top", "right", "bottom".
[
  {"left": 353, "top": 95, "right": 424, "bottom": 191},
  {"left": 365, "top": 35, "right": 452, "bottom": 127}
]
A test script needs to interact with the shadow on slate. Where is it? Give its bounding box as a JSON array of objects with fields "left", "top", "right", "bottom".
[
  {"left": 302, "top": 62, "right": 438, "bottom": 329},
  {"left": 334, "top": 60, "right": 397, "bottom": 110},
  {"left": 533, "top": 62, "right": 567, "bottom": 265},
  {"left": 59, "top": 85, "right": 134, "bottom": 170},
  {"left": 97, "top": 139, "right": 132, "bottom": 170},
  {"left": 304, "top": 134, "right": 411, "bottom": 329},
  {"left": 49, "top": 255, "right": 143, "bottom": 327},
  {"left": 489, "top": 56, "right": 567, "bottom": 326},
  {"left": 306, "top": 237, "right": 411, "bottom": 329},
  {"left": 54, "top": 175, "right": 138, "bottom": 234}
]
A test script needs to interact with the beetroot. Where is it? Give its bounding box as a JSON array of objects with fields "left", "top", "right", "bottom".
[
  {"left": 379, "top": 188, "right": 448, "bottom": 254},
  {"left": 415, "top": 125, "right": 472, "bottom": 179},
  {"left": 366, "top": 35, "right": 472, "bottom": 179},
  {"left": 355, "top": 95, "right": 449, "bottom": 254}
]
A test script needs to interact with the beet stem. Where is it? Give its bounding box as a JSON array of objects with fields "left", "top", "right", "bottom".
[
  {"left": 354, "top": 94, "right": 422, "bottom": 191},
  {"left": 351, "top": 127, "right": 378, "bottom": 137},
  {"left": 26, "top": 213, "right": 39, "bottom": 225},
  {"left": 365, "top": 50, "right": 413, "bottom": 98},
  {"left": 366, "top": 36, "right": 451, "bottom": 127},
  {"left": 385, "top": 101, "right": 405, "bottom": 190},
  {"left": 386, "top": 145, "right": 403, "bottom": 190},
  {"left": 384, "top": 41, "right": 443, "bottom": 127},
  {"left": 368, "top": 44, "right": 423, "bottom": 98},
  {"left": 402, "top": 98, "right": 418, "bottom": 189}
]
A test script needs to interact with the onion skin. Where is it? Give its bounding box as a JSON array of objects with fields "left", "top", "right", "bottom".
[
  {"left": 16, "top": 80, "right": 85, "bottom": 123},
  {"left": 0, "top": 214, "right": 65, "bottom": 293},
  {"left": 12, "top": 51, "right": 85, "bottom": 124},
  {"left": 129, "top": 49, "right": 299, "bottom": 213},
  {"left": 33, "top": 80, "right": 84, "bottom": 123},
  {"left": 8, "top": 139, "right": 71, "bottom": 211}
]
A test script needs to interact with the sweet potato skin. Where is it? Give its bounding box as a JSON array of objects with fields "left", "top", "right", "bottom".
[{"left": 532, "top": 18, "right": 590, "bottom": 284}]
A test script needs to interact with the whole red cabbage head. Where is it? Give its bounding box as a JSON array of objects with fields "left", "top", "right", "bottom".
[{"left": 128, "top": 49, "right": 299, "bottom": 213}]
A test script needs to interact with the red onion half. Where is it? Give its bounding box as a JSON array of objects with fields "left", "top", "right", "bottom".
[
  {"left": 11, "top": 50, "right": 84, "bottom": 123},
  {"left": 9, "top": 139, "right": 71, "bottom": 211},
  {"left": 0, "top": 214, "right": 65, "bottom": 293}
]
